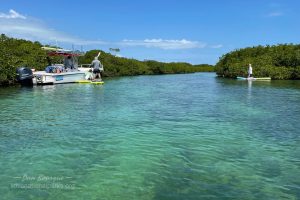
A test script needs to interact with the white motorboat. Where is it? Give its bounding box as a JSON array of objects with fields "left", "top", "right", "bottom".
[
  {"left": 31, "top": 48, "right": 86, "bottom": 85},
  {"left": 16, "top": 47, "right": 104, "bottom": 86}
]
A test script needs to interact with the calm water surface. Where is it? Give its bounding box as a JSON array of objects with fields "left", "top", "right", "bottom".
[{"left": 0, "top": 73, "right": 300, "bottom": 199}]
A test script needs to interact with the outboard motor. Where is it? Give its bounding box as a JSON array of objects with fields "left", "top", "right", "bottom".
[{"left": 16, "top": 67, "right": 33, "bottom": 86}]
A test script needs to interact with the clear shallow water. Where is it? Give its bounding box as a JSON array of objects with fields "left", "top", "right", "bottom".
[{"left": 0, "top": 73, "right": 299, "bottom": 200}]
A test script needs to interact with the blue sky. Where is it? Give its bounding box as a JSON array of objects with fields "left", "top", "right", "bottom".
[{"left": 0, "top": 0, "right": 299, "bottom": 64}]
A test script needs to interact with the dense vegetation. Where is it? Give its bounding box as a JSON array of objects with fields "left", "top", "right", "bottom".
[
  {"left": 79, "top": 50, "right": 214, "bottom": 77},
  {"left": 215, "top": 44, "right": 300, "bottom": 79},
  {"left": 0, "top": 34, "right": 48, "bottom": 85},
  {"left": 0, "top": 34, "right": 214, "bottom": 86}
]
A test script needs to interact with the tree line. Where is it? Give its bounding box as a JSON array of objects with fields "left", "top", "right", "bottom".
[
  {"left": 0, "top": 34, "right": 48, "bottom": 85},
  {"left": 0, "top": 34, "right": 214, "bottom": 86},
  {"left": 79, "top": 50, "right": 214, "bottom": 77},
  {"left": 215, "top": 44, "right": 300, "bottom": 79}
]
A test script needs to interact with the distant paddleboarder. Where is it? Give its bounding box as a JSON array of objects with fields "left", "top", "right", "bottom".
[{"left": 248, "top": 64, "right": 253, "bottom": 78}]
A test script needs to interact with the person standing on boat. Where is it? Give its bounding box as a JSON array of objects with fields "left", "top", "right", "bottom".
[
  {"left": 64, "top": 56, "right": 74, "bottom": 71},
  {"left": 248, "top": 64, "right": 253, "bottom": 78},
  {"left": 91, "top": 57, "right": 101, "bottom": 80}
]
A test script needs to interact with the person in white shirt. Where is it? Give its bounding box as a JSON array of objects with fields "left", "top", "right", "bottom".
[
  {"left": 248, "top": 64, "right": 253, "bottom": 78},
  {"left": 90, "top": 57, "right": 101, "bottom": 80}
]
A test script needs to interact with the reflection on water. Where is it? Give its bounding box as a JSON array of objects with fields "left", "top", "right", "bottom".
[
  {"left": 0, "top": 73, "right": 300, "bottom": 200},
  {"left": 247, "top": 79, "right": 252, "bottom": 89},
  {"left": 247, "top": 80, "right": 252, "bottom": 99}
]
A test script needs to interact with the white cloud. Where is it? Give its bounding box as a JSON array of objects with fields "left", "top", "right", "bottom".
[
  {"left": 265, "top": 3, "right": 284, "bottom": 17},
  {"left": 210, "top": 44, "right": 223, "bottom": 49},
  {"left": 267, "top": 11, "right": 283, "bottom": 17},
  {"left": 269, "top": 12, "right": 283, "bottom": 17},
  {"left": 120, "top": 39, "right": 206, "bottom": 50},
  {"left": 0, "top": 9, "right": 106, "bottom": 46},
  {"left": 115, "top": 54, "right": 123, "bottom": 57},
  {"left": 269, "top": 3, "right": 281, "bottom": 8},
  {"left": 0, "top": 9, "right": 219, "bottom": 52},
  {"left": 0, "top": 9, "right": 26, "bottom": 19}
]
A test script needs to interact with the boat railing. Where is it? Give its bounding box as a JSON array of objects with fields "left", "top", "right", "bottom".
[
  {"left": 79, "top": 64, "right": 104, "bottom": 71},
  {"left": 79, "top": 64, "right": 91, "bottom": 68}
]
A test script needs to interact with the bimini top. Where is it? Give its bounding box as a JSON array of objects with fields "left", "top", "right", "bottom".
[{"left": 41, "top": 46, "right": 84, "bottom": 57}]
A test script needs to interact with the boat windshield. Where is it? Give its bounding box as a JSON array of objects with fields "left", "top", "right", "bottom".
[{"left": 42, "top": 47, "right": 84, "bottom": 73}]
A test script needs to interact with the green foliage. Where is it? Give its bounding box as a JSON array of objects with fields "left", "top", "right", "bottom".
[
  {"left": 0, "top": 34, "right": 48, "bottom": 85},
  {"left": 215, "top": 44, "right": 300, "bottom": 79},
  {"left": 78, "top": 50, "right": 214, "bottom": 77}
]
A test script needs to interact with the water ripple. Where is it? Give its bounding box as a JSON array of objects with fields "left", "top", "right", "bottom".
[{"left": 0, "top": 73, "right": 300, "bottom": 199}]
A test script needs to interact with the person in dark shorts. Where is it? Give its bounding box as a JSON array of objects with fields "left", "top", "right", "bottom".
[{"left": 90, "top": 57, "right": 101, "bottom": 80}]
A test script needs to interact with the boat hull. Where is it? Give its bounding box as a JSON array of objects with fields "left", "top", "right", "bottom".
[{"left": 33, "top": 71, "right": 86, "bottom": 85}]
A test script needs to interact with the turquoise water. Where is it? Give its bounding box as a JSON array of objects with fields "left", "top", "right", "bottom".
[{"left": 0, "top": 73, "right": 300, "bottom": 200}]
